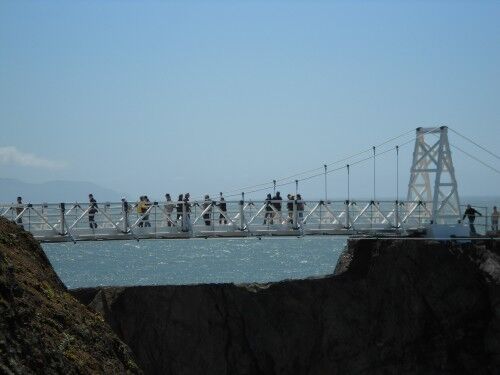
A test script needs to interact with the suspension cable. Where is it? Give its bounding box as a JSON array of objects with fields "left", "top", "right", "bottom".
[
  {"left": 207, "top": 128, "right": 416, "bottom": 199},
  {"left": 449, "top": 128, "right": 500, "bottom": 160},
  {"left": 430, "top": 134, "right": 500, "bottom": 175},
  {"left": 199, "top": 127, "right": 438, "bottom": 200}
]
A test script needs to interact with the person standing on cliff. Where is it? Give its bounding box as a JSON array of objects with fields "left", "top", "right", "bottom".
[
  {"left": 462, "top": 204, "right": 482, "bottom": 235},
  {"left": 492, "top": 206, "right": 499, "bottom": 232}
]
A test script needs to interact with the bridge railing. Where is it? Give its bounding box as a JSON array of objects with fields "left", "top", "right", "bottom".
[{"left": 0, "top": 199, "right": 440, "bottom": 241}]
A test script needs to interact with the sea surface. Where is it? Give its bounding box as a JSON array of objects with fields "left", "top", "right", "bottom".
[{"left": 42, "top": 237, "right": 347, "bottom": 289}]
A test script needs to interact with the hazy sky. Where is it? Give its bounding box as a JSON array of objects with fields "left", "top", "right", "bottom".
[{"left": 1, "top": 1, "right": 499, "bottom": 201}]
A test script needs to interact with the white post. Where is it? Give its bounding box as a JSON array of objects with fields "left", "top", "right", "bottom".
[
  {"left": 239, "top": 193, "right": 245, "bottom": 231},
  {"left": 182, "top": 202, "right": 187, "bottom": 232},
  {"left": 59, "top": 203, "right": 66, "bottom": 235},
  {"left": 292, "top": 199, "right": 298, "bottom": 229},
  {"left": 122, "top": 200, "right": 129, "bottom": 233}
]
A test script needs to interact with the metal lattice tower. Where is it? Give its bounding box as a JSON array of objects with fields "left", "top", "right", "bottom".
[{"left": 407, "top": 126, "right": 461, "bottom": 224}]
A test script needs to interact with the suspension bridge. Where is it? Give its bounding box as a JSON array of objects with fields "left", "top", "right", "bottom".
[{"left": 1, "top": 126, "right": 498, "bottom": 243}]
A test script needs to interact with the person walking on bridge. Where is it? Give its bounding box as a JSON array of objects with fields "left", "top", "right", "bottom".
[
  {"left": 273, "top": 192, "right": 283, "bottom": 223},
  {"left": 176, "top": 194, "right": 184, "bottom": 223},
  {"left": 296, "top": 194, "right": 305, "bottom": 224},
  {"left": 88, "top": 194, "right": 98, "bottom": 229},
  {"left": 462, "top": 204, "right": 482, "bottom": 236},
  {"left": 143, "top": 196, "right": 152, "bottom": 227},
  {"left": 218, "top": 193, "right": 228, "bottom": 225},
  {"left": 264, "top": 193, "right": 273, "bottom": 225},
  {"left": 286, "top": 194, "right": 294, "bottom": 224},
  {"left": 164, "top": 194, "right": 175, "bottom": 227},
  {"left": 182, "top": 193, "right": 192, "bottom": 232}
]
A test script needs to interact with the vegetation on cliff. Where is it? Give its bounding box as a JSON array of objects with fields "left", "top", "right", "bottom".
[{"left": 0, "top": 217, "right": 141, "bottom": 374}]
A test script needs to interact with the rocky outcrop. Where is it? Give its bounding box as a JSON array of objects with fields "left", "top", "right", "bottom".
[
  {"left": 0, "top": 217, "right": 141, "bottom": 374},
  {"left": 73, "top": 238, "right": 500, "bottom": 375}
]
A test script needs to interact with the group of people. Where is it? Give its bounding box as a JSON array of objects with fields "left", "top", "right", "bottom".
[
  {"left": 121, "top": 192, "right": 228, "bottom": 229},
  {"left": 200, "top": 194, "right": 228, "bottom": 226},
  {"left": 8, "top": 195, "right": 500, "bottom": 235},
  {"left": 263, "top": 192, "right": 304, "bottom": 226},
  {"left": 88, "top": 196, "right": 500, "bottom": 234},
  {"left": 122, "top": 193, "right": 194, "bottom": 230}
]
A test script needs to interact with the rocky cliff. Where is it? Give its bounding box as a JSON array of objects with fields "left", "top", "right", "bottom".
[
  {"left": 72, "top": 238, "right": 500, "bottom": 375},
  {"left": 0, "top": 217, "right": 141, "bottom": 374}
]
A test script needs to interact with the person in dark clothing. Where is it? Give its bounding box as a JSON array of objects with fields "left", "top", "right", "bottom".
[
  {"left": 273, "top": 192, "right": 282, "bottom": 211},
  {"left": 176, "top": 194, "right": 184, "bottom": 221},
  {"left": 264, "top": 193, "right": 273, "bottom": 225},
  {"left": 462, "top": 204, "right": 482, "bottom": 235},
  {"left": 182, "top": 193, "right": 192, "bottom": 232},
  {"left": 184, "top": 193, "right": 191, "bottom": 214},
  {"left": 218, "top": 193, "right": 228, "bottom": 224},
  {"left": 164, "top": 193, "right": 175, "bottom": 227},
  {"left": 272, "top": 192, "right": 282, "bottom": 223},
  {"left": 143, "top": 196, "right": 151, "bottom": 227},
  {"left": 88, "top": 194, "right": 98, "bottom": 229},
  {"left": 296, "top": 194, "right": 305, "bottom": 223},
  {"left": 287, "top": 194, "right": 294, "bottom": 223}
]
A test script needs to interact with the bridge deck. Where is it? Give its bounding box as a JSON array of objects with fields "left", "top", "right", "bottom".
[{"left": 0, "top": 199, "right": 446, "bottom": 242}]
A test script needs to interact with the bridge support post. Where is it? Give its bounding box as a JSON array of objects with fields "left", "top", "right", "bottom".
[
  {"left": 59, "top": 203, "right": 66, "bottom": 236},
  {"left": 292, "top": 199, "right": 298, "bottom": 229},
  {"left": 122, "top": 202, "right": 129, "bottom": 233},
  {"left": 181, "top": 202, "right": 187, "bottom": 232},
  {"left": 239, "top": 194, "right": 245, "bottom": 231},
  {"left": 345, "top": 200, "right": 350, "bottom": 229},
  {"left": 395, "top": 200, "right": 399, "bottom": 229}
]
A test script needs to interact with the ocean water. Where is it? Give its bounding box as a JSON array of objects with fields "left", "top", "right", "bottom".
[{"left": 42, "top": 237, "right": 347, "bottom": 289}]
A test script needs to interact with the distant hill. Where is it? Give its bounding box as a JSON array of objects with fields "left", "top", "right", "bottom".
[{"left": 0, "top": 178, "right": 121, "bottom": 204}]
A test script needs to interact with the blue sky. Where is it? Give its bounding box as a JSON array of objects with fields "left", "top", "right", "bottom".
[{"left": 1, "top": 0, "right": 499, "bottom": 201}]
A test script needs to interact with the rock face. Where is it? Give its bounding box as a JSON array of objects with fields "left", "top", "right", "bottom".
[
  {"left": 0, "top": 217, "right": 141, "bottom": 374},
  {"left": 72, "top": 238, "right": 500, "bottom": 375}
]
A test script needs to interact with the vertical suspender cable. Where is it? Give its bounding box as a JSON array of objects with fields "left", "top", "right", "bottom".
[
  {"left": 324, "top": 164, "right": 327, "bottom": 202},
  {"left": 347, "top": 164, "right": 350, "bottom": 203},
  {"left": 273, "top": 180, "right": 276, "bottom": 194},
  {"left": 295, "top": 180, "right": 298, "bottom": 196},
  {"left": 373, "top": 146, "right": 376, "bottom": 202},
  {"left": 346, "top": 164, "right": 350, "bottom": 229},
  {"left": 396, "top": 145, "right": 399, "bottom": 201}
]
